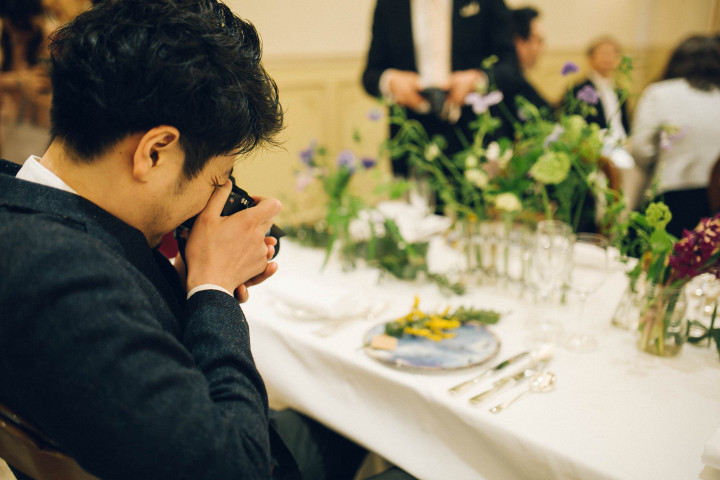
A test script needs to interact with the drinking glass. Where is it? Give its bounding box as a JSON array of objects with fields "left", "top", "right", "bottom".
[
  {"left": 527, "top": 220, "right": 574, "bottom": 343},
  {"left": 565, "top": 233, "right": 609, "bottom": 351}
]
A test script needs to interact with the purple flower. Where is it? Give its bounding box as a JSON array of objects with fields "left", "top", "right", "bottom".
[
  {"left": 361, "top": 157, "right": 377, "bottom": 169},
  {"left": 299, "top": 140, "right": 317, "bottom": 166},
  {"left": 336, "top": 150, "right": 357, "bottom": 172},
  {"left": 561, "top": 61, "right": 579, "bottom": 76},
  {"left": 576, "top": 85, "right": 599, "bottom": 105},
  {"left": 465, "top": 90, "right": 504, "bottom": 115},
  {"left": 367, "top": 108, "right": 383, "bottom": 122}
]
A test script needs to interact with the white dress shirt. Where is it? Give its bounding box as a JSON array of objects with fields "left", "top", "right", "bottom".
[
  {"left": 412, "top": 0, "right": 452, "bottom": 89},
  {"left": 379, "top": 0, "right": 452, "bottom": 103},
  {"left": 17, "top": 155, "right": 77, "bottom": 194},
  {"left": 589, "top": 70, "right": 627, "bottom": 143}
]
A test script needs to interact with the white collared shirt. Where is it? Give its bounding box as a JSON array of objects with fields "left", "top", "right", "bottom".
[
  {"left": 589, "top": 70, "right": 627, "bottom": 143},
  {"left": 412, "top": 0, "right": 452, "bottom": 89},
  {"left": 378, "top": 0, "right": 452, "bottom": 100},
  {"left": 17, "top": 156, "right": 77, "bottom": 194}
]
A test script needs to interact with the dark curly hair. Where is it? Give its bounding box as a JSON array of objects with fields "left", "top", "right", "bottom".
[
  {"left": 48, "top": 0, "right": 283, "bottom": 179},
  {"left": 511, "top": 7, "right": 539, "bottom": 41},
  {"left": 662, "top": 35, "right": 720, "bottom": 91}
]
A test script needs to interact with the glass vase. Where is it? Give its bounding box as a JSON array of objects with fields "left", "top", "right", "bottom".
[
  {"left": 477, "top": 220, "right": 502, "bottom": 285},
  {"left": 636, "top": 282, "right": 688, "bottom": 357},
  {"left": 611, "top": 273, "right": 647, "bottom": 330},
  {"left": 454, "top": 218, "right": 480, "bottom": 286}
]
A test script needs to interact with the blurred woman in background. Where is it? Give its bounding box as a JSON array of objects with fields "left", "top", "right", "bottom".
[
  {"left": 630, "top": 35, "right": 720, "bottom": 237},
  {"left": 0, "top": 0, "right": 51, "bottom": 165}
]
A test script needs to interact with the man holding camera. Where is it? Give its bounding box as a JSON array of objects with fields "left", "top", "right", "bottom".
[
  {"left": 0, "top": 1, "right": 414, "bottom": 479},
  {"left": 361, "top": 0, "right": 519, "bottom": 178}
]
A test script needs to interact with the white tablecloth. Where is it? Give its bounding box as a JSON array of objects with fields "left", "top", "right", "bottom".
[{"left": 244, "top": 241, "right": 720, "bottom": 480}]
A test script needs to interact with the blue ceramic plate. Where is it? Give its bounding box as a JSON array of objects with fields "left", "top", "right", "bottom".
[{"left": 364, "top": 322, "right": 500, "bottom": 371}]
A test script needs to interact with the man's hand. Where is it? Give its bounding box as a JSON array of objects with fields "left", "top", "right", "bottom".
[
  {"left": 183, "top": 181, "right": 282, "bottom": 298},
  {"left": 388, "top": 70, "right": 430, "bottom": 111},
  {"left": 234, "top": 235, "right": 278, "bottom": 303},
  {"left": 446, "top": 69, "right": 484, "bottom": 106}
]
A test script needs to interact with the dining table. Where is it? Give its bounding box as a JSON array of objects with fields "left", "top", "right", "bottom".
[{"left": 243, "top": 233, "right": 720, "bottom": 480}]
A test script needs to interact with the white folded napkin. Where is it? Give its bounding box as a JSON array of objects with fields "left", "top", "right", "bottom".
[
  {"left": 703, "top": 424, "right": 720, "bottom": 470},
  {"left": 266, "top": 272, "right": 370, "bottom": 321},
  {"left": 375, "top": 200, "right": 451, "bottom": 243}
]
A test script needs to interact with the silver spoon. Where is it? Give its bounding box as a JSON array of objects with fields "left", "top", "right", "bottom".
[{"left": 489, "top": 370, "right": 557, "bottom": 414}]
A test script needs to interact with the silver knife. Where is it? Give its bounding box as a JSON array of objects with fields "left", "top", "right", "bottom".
[
  {"left": 468, "top": 361, "right": 544, "bottom": 406},
  {"left": 448, "top": 350, "right": 530, "bottom": 395}
]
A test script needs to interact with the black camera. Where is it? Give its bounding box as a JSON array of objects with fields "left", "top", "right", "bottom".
[
  {"left": 421, "top": 87, "right": 447, "bottom": 119},
  {"left": 174, "top": 175, "right": 284, "bottom": 263}
]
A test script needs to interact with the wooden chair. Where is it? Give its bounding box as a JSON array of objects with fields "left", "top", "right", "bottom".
[
  {"left": 598, "top": 155, "right": 623, "bottom": 193},
  {"left": 0, "top": 402, "right": 98, "bottom": 480},
  {"left": 708, "top": 154, "right": 720, "bottom": 213}
]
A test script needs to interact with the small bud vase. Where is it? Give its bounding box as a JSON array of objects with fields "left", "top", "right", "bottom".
[{"left": 637, "top": 282, "right": 688, "bottom": 357}]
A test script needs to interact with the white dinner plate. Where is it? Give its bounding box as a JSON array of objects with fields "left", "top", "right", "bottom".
[{"left": 363, "top": 322, "right": 500, "bottom": 371}]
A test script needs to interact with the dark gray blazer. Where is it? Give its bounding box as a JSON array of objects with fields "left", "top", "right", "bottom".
[{"left": 0, "top": 160, "right": 294, "bottom": 479}]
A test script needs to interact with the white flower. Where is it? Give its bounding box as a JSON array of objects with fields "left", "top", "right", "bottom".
[
  {"left": 349, "top": 210, "right": 386, "bottom": 241},
  {"left": 499, "top": 146, "right": 513, "bottom": 170},
  {"left": 465, "top": 155, "right": 479, "bottom": 168},
  {"left": 465, "top": 168, "right": 489, "bottom": 188},
  {"left": 425, "top": 143, "right": 441, "bottom": 161},
  {"left": 494, "top": 192, "right": 522, "bottom": 212},
  {"left": 586, "top": 170, "right": 607, "bottom": 191},
  {"left": 485, "top": 142, "right": 500, "bottom": 161}
]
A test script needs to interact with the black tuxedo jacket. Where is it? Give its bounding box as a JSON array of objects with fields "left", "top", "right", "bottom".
[
  {"left": 361, "top": 0, "right": 519, "bottom": 175},
  {"left": 362, "top": 0, "right": 517, "bottom": 96}
]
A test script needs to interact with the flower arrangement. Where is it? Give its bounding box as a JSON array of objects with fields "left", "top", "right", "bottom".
[
  {"left": 617, "top": 203, "right": 720, "bottom": 355},
  {"left": 384, "top": 58, "right": 629, "bottom": 234},
  {"left": 291, "top": 117, "right": 464, "bottom": 294},
  {"left": 294, "top": 139, "right": 378, "bottom": 264}
]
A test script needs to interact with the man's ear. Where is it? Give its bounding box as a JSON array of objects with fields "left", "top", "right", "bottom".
[{"left": 131, "top": 126, "right": 182, "bottom": 182}]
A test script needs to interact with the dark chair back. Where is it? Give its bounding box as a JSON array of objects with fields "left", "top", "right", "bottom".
[{"left": 0, "top": 402, "right": 99, "bottom": 480}]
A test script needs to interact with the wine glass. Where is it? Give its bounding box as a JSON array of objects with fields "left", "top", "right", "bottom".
[
  {"left": 565, "top": 233, "right": 609, "bottom": 351},
  {"left": 527, "top": 220, "right": 574, "bottom": 343}
]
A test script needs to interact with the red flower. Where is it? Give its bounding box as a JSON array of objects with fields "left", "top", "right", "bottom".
[{"left": 668, "top": 214, "right": 720, "bottom": 282}]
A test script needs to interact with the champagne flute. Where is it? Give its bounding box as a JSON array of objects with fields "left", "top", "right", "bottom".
[
  {"left": 565, "top": 233, "right": 609, "bottom": 351},
  {"left": 527, "top": 220, "right": 574, "bottom": 343}
]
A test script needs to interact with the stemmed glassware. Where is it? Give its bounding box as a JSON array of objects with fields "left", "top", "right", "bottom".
[
  {"left": 565, "top": 233, "right": 609, "bottom": 351},
  {"left": 527, "top": 220, "right": 574, "bottom": 343}
]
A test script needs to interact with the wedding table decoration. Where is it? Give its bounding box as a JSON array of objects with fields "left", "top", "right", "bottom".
[
  {"left": 382, "top": 58, "right": 632, "bottom": 291},
  {"left": 615, "top": 202, "right": 720, "bottom": 356},
  {"left": 244, "top": 238, "right": 720, "bottom": 480},
  {"left": 291, "top": 130, "right": 464, "bottom": 294}
]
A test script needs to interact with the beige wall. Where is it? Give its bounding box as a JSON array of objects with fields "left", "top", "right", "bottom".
[{"left": 227, "top": 0, "right": 719, "bottom": 225}]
